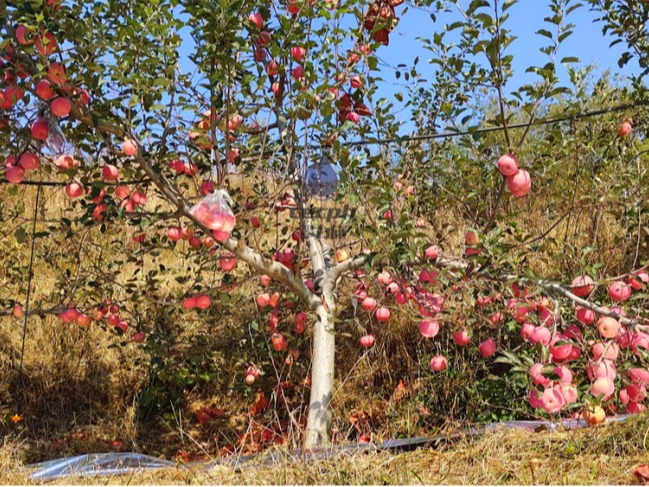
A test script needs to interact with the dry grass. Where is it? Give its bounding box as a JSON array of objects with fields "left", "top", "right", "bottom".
[{"left": 1, "top": 415, "right": 648, "bottom": 485}]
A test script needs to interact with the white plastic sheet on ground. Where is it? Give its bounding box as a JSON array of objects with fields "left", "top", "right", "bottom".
[
  {"left": 24, "top": 415, "right": 630, "bottom": 480},
  {"left": 25, "top": 453, "right": 179, "bottom": 480}
]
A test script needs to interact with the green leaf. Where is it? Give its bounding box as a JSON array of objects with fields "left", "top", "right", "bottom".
[
  {"left": 15, "top": 227, "right": 27, "bottom": 244},
  {"left": 502, "top": 0, "right": 518, "bottom": 12}
]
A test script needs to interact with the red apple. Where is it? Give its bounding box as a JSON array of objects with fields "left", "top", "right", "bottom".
[
  {"left": 102, "top": 164, "right": 119, "bottom": 181},
  {"left": 430, "top": 355, "right": 447, "bottom": 371},
  {"left": 360, "top": 334, "right": 375, "bottom": 347},
  {"left": 375, "top": 306, "right": 390, "bottom": 322},
  {"left": 123, "top": 139, "right": 138, "bottom": 156},
  {"left": 19, "top": 153, "right": 39, "bottom": 170},
  {"left": 31, "top": 120, "right": 49, "bottom": 140},
  {"left": 65, "top": 182, "right": 83, "bottom": 198},
  {"left": 51, "top": 97, "right": 71, "bottom": 117},
  {"left": 36, "top": 80, "right": 55, "bottom": 100}
]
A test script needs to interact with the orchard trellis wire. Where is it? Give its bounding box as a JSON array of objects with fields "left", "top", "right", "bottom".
[
  {"left": 313, "top": 99, "right": 649, "bottom": 147},
  {"left": 2, "top": 99, "right": 648, "bottom": 187}
]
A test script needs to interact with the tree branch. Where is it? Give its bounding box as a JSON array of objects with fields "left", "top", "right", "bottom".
[{"left": 327, "top": 251, "right": 649, "bottom": 333}]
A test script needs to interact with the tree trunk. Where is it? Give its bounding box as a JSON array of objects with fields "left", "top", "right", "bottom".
[{"left": 304, "top": 305, "right": 335, "bottom": 448}]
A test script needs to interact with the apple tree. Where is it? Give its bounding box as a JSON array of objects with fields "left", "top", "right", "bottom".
[{"left": 1, "top": 0, "right": 649, "bottom": 449}]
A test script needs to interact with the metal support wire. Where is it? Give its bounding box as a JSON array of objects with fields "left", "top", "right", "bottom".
[
  {"left": 316, "top": 99, "right": 649, "bottom": 149},
  {"left": 14, "top": 184, "right": 41, "bottom": 415},
  {"left": 1, "top": 99, "right": 647, "bottom": 187}
]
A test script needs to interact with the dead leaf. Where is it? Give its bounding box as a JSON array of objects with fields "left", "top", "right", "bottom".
[
  {"left": 273, "top": 381, "right": 294, "bottom": 392},
  {"left": 276, "top": 420, "right": 290, "bottom": 432},
  {"left": 194, "top": 409, "right": 210, "bottom": 426},
  {"left": 242, "top": 440, "right": 261, "bottom": 455},
  {"left": 349, "top": 411, "right": 372, "bottom": 434},
  {"left": 203, "top": 407, "right": 225, "bottom": 418},
  {"left": 634, "top": 465, "right": 649, "bottom": 485},
  {"left": 110, "top": 441, "right": 124, "bottom": 451},
  {"left": 219, "top": 445, "right": 235, "bottom": 458},
  {"left": 391, "top": 380, "right": 409, "bottom": 402},
  {"left": 188, "top": 454, "right": 209, "bottom": 462},
  {"left": 261, "top": 427, "right": 285, "bottom": 444},
  {"left": 194, "top": 406, "right": 225, "bottom": 425},
  {"left": 251, "top": 392, "right": 268, "bottom": 416},
  {"left": 173, "top": 450, "right": 190, "bottom": 462}
]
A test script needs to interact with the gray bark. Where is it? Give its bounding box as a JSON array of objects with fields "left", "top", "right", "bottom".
[{"left": 304, "top": 304, "right": 335, "bottom": 448}]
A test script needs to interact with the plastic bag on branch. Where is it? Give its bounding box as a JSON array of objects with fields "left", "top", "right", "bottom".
[
  {"left": 38, "top": 102, "right": 66, "bottom": 152},
  {"left": 191, "top": 189, "right": 236, "bottom": 241}
]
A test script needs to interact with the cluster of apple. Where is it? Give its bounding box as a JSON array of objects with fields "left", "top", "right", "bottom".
[
  {"left": 348, "top": 220, "right": 649, "bottom": 421},
  {"left": 245, "top": 364, "right": 261, "bottom": 385},
  {"left": 189, "top": 191, "right": 237, "bottom": 242},
  {"left": 2, "top": 9, "right": 162, "bottom": 232},
  {"left": 247, "top": 12, "right": 305, "bottom": 106},
  {"left": 494, "top": 121, "right": 631, "bottom": 200},
  {"left": 247, "top": 8, "right": 374, "bottom": 128},
  {"left": 329, "top": 42, "right": 373, "bottom": 126},
  {"left": 495, "top": 120, "right": 640, "bottom": 201},
  {"left": 183, "top": 294, "right": 212, "bottom": 310},
  {"left": 186, "top": 109, "right": 243, "bottom": 157},
  {"left": 51, "top": 298, "right": 144, "bottom": 343},
  {"left": 240, "top": 245, "right": 350, "bottom": 382},
  {"left": 353, "top": 244, "right": 448, "bottom": 355},
  {"left": 167, "top": 227, "right": 234, "bottom": 250},
  {"left": 5, "top": 153, "right": 40, "bottom": 184},
  {"left": 464, "top": 239, "right": 648, "bottom": 420},
  {"left": 62, "top": 156, "right": 147, "bottom": 228},
  {"left": 245, "top": 276, "right": 307, "bottom": 378},
  {"left": 477, "top": 266, "right": 649, "bottom": 418},
  {"left": 454, "top": 226, "right": 649, "bottom": 418},
  {"left": 286, "top": 0, "right": 339, "bottom": 17},
  {"left": 48, "top": 250, "right": 239, "bottom": 346},
  {"left": 57, "top": 303, "right": 91, "bottom": 327},
  {"left": 92, "top": 300, "right": 128, "bottom": 332},
  {"left": 364, "top": 0, "right": 404, "bottom": 46},
  {"left": 497, "top": 155, "right": 531, "bottom": 197},
  {"left": 379, "top": 178, "right": 416, "bottom": 220},
  {"left": 2, "top": 5, "right": 89, "bottom": 184},
  {"left": 274, "top": 188, "right": 298, "bottom": 211},
  {"left": 337, "top": 92, "right": 372, "bottom": 125},
  {"left": 180, "top": 255, "right": 237, "bottom": 310}
]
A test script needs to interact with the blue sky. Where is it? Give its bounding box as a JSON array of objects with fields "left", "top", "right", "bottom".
[{"left": 373, "top": 1, "right": 640, "bottom": 128}]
